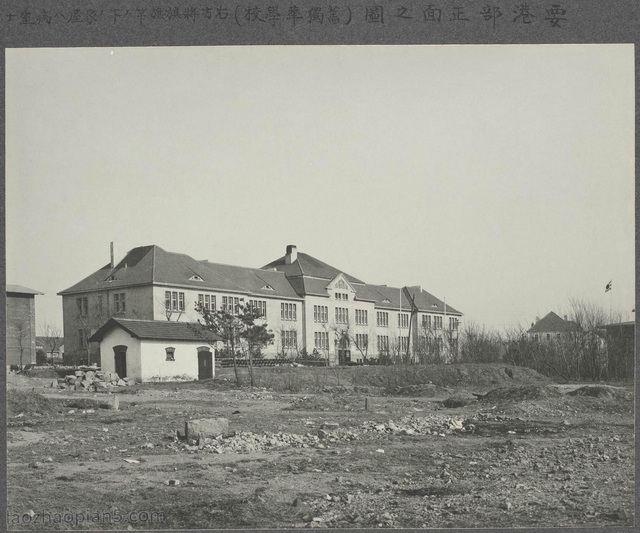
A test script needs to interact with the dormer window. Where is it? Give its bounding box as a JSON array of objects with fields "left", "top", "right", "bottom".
[
  {"left": 189, "top": 275, "right": 204, "bottom": 282},
  {"left": 261, "top": 284, "right": 274, "bottom": 291}
]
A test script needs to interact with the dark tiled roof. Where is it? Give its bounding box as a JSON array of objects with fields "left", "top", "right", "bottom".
[
  {"left": 89, "top": 318, "right": 222, "bottom": 343},
  {"left": 262, "top": 252, "right": 364, "bottom": 284},
  {"left": 59, "top": 245, "right": 301, "bottom": 300},
  {"left": 7, "top": 284, "right": 43, "bottom": 295},
  {"left": 528, "top": 312, "right": 580, "bottom": 333}
]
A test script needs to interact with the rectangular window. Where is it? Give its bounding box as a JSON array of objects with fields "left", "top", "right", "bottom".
[
  {"left": 282, "top": 330, "right": 298, "bottom": 349},
  {"left": 314, "top": 331, "right": 329, "bottom": 350},
  {"left": 355, "top": 333, "right": 368, "bottom": 350},
  {"left": 400, "top": 336, "right": 409, "bottom": 352},
  {"left": 222, "top": 296, "right": 238, "bottom": 314},
  {"left": 422, "top": 315, "right": 432, "bottom": 329},
  {"left": 398, "top": 313, "right": 409, "bottom": 328},
  {"left": 281, "top": 302, "right": 297, "bottom": 321},
  {"left": 248, "top": 300, "right": 267, "bottom": 318},
  {"left": 335, "top": 307, "right": 349, "bottom": 324},
  {"left": 355, "top": 309, "right": 368, "bottom": 326},
  {"left": 449, "top": 317, "right": 459, "bottom": 330},
  {"left": 166, "top": 291, "right": 172, "bottom": 310},
  {"left": 114, "top": 293, "right": 126, "bottom": 313},
  {"left": 314, "top": 305, "right": 328, "bottom": 323},
  {"left": 434, "top": 316, "right": 443, "bottom": 329},
  {"left": 377, "top": 311, "right": 389, "bottom": 327},
  {"left": 377, "top": 335, "right": 389, "bottom": 353},
  {"left": 76, "top": 297, "right": 88, "bottom": 317},
  {"left": 165, "top": 347, "right": 175, "bottom": 361},
  {"left": 178, "top": 292, "right": 185, "bottom": 312}
]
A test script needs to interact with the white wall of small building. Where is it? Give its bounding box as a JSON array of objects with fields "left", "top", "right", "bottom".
[
  {"left": 98, "top": 328, "right": 142, "bottom": 380},
  {"left": 139, "top": 339, "right": 215, "bottom": 382}
]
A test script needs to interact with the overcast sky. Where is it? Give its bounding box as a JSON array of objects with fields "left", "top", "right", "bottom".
[{"left": 6, "top": 44, "right": 635, "bottom": 332}]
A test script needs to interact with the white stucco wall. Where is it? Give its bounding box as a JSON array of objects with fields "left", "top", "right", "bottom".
[
  {"left": 98, "top": 328, "right": 142, "bottom": 380},
  {"left": 139, "top": 339, "right": 215, "bottom": 381}
]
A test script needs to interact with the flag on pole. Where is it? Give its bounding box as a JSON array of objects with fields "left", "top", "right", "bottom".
[{"left": 605, "top": 280, "right": 612, "bottom": 292}]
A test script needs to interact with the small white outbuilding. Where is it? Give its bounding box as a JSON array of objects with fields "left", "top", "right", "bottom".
[{"left": 90, "top": 318, "right": 221, "bottom": 382}]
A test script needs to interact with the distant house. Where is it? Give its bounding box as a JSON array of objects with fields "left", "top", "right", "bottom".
[
  {"left": 35, "top": 336, "right": 65, "bottom": 363},
  {"left": 600, "top": 321, "right": 635, "bottom": 381},
  {"left": 527, "top": 312, "right": 579, "bottom": 342},
  {"left": 89, "top": 318, "right": 222, "bottom": 382},
  {"left": 6, "top": 285, "right": 43, "bottom": 367}
]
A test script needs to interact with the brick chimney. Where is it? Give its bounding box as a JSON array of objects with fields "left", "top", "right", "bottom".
[{"left": 285, "top": 245, "right": 297, "bottom": 265}]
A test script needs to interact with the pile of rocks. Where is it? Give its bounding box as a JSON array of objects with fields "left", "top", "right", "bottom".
[
  {"left": 360, "top": 414, "right": 470, "bottom": 436},
  {"left": 53, "top": 370, "right": 136, "bottom": 392}
]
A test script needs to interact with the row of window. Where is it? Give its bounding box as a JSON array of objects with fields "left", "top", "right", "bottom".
[
  {"left": 165, "top": 291, "right": 186, "bottom": 312},
  {"left": 355, "top": 309, "right": 368, "bottom": 326},
  {"left": 281, "top": 303, "right": 297, "bottom": 321},
  {"left": 77, "top": 293, "right": 458, "bottom": 330},
  {"left": 197, "top": 293, "right": 216, "bottom": 311},
  {"left": 222, "top": 296, "right": 240, "bottom": 314},
  {"left": 335, "top": 307, "right": 349, "bottom": 324},
  {"left": 355, "top": 333, "right": 368, "bottom": 350},
  {"left": 335, "top": 292, "right": 349, "bottom": 301},
  {"left": 314, "top": 331, "right": 329, "bottom": 350},
  {"left": 281, "top": 330, "right": 297, "bottom": 349},
  {"left": 77, "top": 294, "right": 125, "bottom": 316},
  {"left": 313, "top": 305, "right": 328, "bottom": 323}
]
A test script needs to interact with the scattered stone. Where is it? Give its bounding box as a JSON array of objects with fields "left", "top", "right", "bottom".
[
  {"left": 124, "top": 459, "right": 140, "bottom": 464},
  {"left": 165, "top": 479, "right": 180, "bottom": 486}
]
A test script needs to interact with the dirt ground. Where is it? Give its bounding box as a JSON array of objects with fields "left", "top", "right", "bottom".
[{"left": 5, "top": 367, "right": 635, "bottom": 530}]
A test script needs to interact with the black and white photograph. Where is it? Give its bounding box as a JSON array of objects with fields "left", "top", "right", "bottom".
[{"left": 3, "top": 4, "right": 637, "bottom": 531}]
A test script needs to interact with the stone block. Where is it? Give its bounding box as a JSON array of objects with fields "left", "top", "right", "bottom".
[{"left": 185, "top": 418, "right": 230, "bottom": 444}]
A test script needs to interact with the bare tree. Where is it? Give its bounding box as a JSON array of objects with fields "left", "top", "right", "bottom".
[{"left": 38, "top": 322, "right": 63, "bottom": 367}]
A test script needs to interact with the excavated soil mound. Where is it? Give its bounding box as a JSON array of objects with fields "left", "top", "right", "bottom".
[
  {"left": 568, "top": 385, "right": 629, "bottom": 399},
  {"left": 482, "top": 385, "right": 563, "bottom": 403},
  {"left": 7, "top": 390, "right": 58, "bottom": 417}
]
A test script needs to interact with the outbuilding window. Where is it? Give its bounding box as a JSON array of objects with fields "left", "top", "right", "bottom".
[{"left": 165, "top": 347, "right": 175, "bottom": 361}]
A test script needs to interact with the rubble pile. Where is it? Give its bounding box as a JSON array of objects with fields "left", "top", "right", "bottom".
[
  {"left": 360, "top": 415, "right": 471, "bottom": 436},
  {"left": 53, "top": 370, "right": 136, "bottom": 392}
]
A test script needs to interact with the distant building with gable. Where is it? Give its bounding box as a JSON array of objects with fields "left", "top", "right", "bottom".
[{"left": 527, "top": 311, "right": 580, "bottom": 342}]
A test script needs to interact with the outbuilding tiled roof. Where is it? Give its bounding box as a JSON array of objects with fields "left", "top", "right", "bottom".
[
  {"left": 89, "top": 318, "right": 222, "bottom": 343},
  {"left": 528, "top": 312, "right": 580, "bottom": 333}
]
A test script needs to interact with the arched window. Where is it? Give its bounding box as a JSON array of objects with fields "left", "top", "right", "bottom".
[{"left": 165, "top": 347, "right": 175, "bottom": 361}]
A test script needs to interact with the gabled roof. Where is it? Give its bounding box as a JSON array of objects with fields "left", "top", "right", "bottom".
[
  {"left": 262, "top": 252, "right": 364, "bottom": 284},
  {"left": 59, "top": 245, "right": 301, "bottom": 300},
  {"left": 528, "top": 312, "right": 580, "bottom": 333},
  {"left": 7, "top": 284, "right": 43, "bottom": 295},
  {"left": 89, "top": 318, "right": 222, "bottom": 344}
]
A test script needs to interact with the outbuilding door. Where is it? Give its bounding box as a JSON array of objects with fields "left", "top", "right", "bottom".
[
  {"left": 113, "top": 345, "right": 127, "bottom": 379},
  {"left": 197, "top": 347, "right": 213, "bottom": 380}
]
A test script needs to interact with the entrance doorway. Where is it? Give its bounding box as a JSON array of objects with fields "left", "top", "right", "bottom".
[
  {"left": 338, "top": 337, "right": 351, "bottom": 366},
  {"left": 113, "top": 345, "right": 127, "bottom": 379},
  {"left": 197, "top": 347, "right": 213, "bottom": 380}
]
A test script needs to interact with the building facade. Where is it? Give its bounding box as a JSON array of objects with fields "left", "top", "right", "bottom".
[
  {"left": 59, "top": 244, "right": 463, "bottom": 365},
  {"left": 6, "top": 285, "right": 43, "bottom": 367}
]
